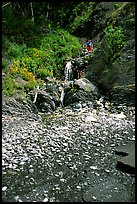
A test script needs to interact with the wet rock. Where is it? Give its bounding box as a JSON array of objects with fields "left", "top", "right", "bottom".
[
  {"left": 115, "top": 141, "right": 135, "bottom": 173},
  {"left": 35, "top": 91, "right": 56, "bottom": 112}
]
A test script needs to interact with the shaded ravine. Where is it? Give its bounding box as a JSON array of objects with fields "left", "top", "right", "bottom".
[{"left": 2, "top": 103, "right": 135, "bottom": 202}]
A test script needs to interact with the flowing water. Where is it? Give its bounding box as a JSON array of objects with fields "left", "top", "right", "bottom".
[
  {"left": 64, "top": 61, "right": 73, "bottom": 81},
  {"left": 60, "top": 86, "right": 65, "bottom": 106}
]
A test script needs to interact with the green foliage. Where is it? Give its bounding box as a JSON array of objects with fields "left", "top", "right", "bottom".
[
  {"left": 69, "top": 2, "right": 96, "bottom": 32},
  {"left": 94, "top": 25, "right": 127, "bottom": 88},
  {"left": 104, "top": 25, "right": 126, "bottom": 52},
  {"left": 2, "top": 73, "right": 37, "bottom": 96},
  {"left": 25, "top": 80, "right": 37, "bottom": 91},
  {"left": 111, "top": 2, "right": 130, "bottom": 19},
  {"left": 2, "top": 34, "right": 7, "bottom": 50},
  {"left": 2, "top": 27, "right": 81, "bottom": 95},
  {"left": 114, "top": 3, "right": 123, "bottom": 10},
  {"left": 2, "top": 75, "right": 18, "bottom": 96},
  {"left": 35, "top": 79, "right": 45, "bottom": 89},
  {"left": 2, "top": 59, "right": 8, "bottom": 69},
  {"left": 8, "top": 43, "right": 27, "bottom": 59},
  {"left": 102, "top": 25, "right": 126, "bottom": 66},
  {"left": 6, "top": 28, "right": 81, "bottom": 76},
  {"left": 70, "top": 85, "right": 77, "bottom": 93},
  {"left": 36, "top": 68, "right": 53, "bottom": 79}
]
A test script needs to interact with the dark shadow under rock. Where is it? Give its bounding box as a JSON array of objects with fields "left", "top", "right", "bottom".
[{"left": 115, "top": 141, "right": 135, "bottom": 174}]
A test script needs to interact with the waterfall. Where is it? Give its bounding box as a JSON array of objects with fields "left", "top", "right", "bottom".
[
  {"left": 64, "top": 61, "right": 72, "bottom": 81},
  {"left": 60, "top": 87, "right": 65, "bottom": 107},
  {"left": 33, "top": 86, "right": 39, "bottom": 103}
]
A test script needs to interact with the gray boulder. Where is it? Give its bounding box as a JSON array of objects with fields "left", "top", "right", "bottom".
[
  {"left": 63, "top": 78, "right": 99, "bottom": 106},
  {"left": 74, "top": 78, "right": 99, "bottom": 93},
  {"left": 35, "top": 90, "right": 56, "bottom": 113}
]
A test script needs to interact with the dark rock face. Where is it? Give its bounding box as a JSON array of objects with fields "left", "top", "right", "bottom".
[
  {"left": 64, "top": 78, "right": 99, "bottom": 107},
  {"left": 108, "top": 84, "right": 135, "bottom": 106},
  {"left": 2, "top": 77, "right": 100, "bottom": 115},
  {"left": 80, "top": 2, "right": 135, "bottom": 105},
  {"left": 35, "top": 91, "right": 56, "bottom": 113}
]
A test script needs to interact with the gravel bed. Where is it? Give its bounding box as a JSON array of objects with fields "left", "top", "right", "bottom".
[{"left": 2, "top": 105, "right": 135, "bottom": 202}]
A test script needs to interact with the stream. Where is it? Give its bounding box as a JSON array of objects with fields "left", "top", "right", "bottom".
[{"left": 2, "top": 101, "right": 135, "bottom": 202}]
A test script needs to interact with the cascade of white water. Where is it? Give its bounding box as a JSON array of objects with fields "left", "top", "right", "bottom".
[
  {"left": 64, "top": 61, "right": 72, "bottom": 81},
  {"left": 60, "top": 87, "right": 65, "bottom": 106}
]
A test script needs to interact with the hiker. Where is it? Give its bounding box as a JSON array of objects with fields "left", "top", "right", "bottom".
[
  {"left": 77, "top": 64, "right": 85, "bottom": 79},
  {"left": 86, "top": 39, "right": 93, "bottom": 53},
  {"left": 75, "top": 58, "right": 85, "bottom": 79}
]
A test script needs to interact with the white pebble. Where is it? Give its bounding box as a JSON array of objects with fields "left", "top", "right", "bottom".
[
  {"left": 9, "top": 164, "right": 12, "bottom": 168},
  {"left": 43, "top": 197, "right": 48, "bottom": 202},
  {"left": 15, "top": 195, "right": 20, "bottom": 201},
  {"left": 22, "top": 157, "right": 29, "bottom": 162},
  {"left": 2, "top": 186, "right": 7, "bottom": 191},
  {"left": 76, "top": 186, "right": 81, "bottom": 189},
  {"left": 29, "top": 169, "right": 34, "bottom": 174},
  {"left": 60, "top": 178, "right": 65, "bottom": 182},
  {"left": 90, "top": 166, "right": 98, "bottom": 170},
  {"left": 19, "top": 161, "right": 25, "bottom": 165},
  {"left": 105, "top": 169, "right": 110, "bottom": 173}
]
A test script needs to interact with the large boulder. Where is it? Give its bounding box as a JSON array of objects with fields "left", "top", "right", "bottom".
[
  {"left": 35, "top": 91, "right": 56, "bottom": 113},
  {"left": 74, "top": 78, "right": 98, "bottom": 93},
  {"left": 63, "top": 78, "right": 99, "bottom": 106},
  {"left": 108, "top": 84, "right": 135, "bottom": 106}
]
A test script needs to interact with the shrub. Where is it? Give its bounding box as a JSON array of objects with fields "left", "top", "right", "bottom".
[
  {"left": 3, "top": 28, "right": 82, "bottom": 96},
  {"left": 2, "top": 75, "right": 17, "bottom": 95},
  {"left": 36, "top": 68, "right": 53, "bottom": 79},
  {"left": 9, "top": 60, "right": 35, "bottom": 81},
  {"left": 104, "top": 25, "right": 126, "bottom": 53},
  {"left": 2, "top": 58, "right": 8, "bottom": 69},
  {"left": 25, "top": 80, "right": 37, "bottom": 91},
  {"left": 69, "top": 2, "right": 96, "bottom": 32},
  {"left": 102, "top": 25, "right": 126, "bottom": 66}
]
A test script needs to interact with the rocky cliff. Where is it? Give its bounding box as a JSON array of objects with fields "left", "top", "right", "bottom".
[{"left": 74, "top": 2, "right": 135, "bottom": 105}]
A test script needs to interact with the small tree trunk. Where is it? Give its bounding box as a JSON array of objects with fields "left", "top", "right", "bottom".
[
  {"left": 2, "top": 2, "right": 11, "bottom": 8},
  {"left": 30, "top": 2, "right": 34, "bottom": 24},
  {"left": 46, "top": 3, "right": 50, "bottom": 21}
]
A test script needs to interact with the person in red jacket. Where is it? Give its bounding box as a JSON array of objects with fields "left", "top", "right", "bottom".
[{"left": 86, "top": 39, "right": 93, "bottom": 53}]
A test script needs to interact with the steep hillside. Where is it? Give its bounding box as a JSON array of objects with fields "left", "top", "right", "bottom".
[
  {"left": 69, "top": 2, "right": 135, "bottom": 104},
  {"left": 2, "top": 2, "right": 135, "bottom": 105}
]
